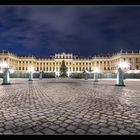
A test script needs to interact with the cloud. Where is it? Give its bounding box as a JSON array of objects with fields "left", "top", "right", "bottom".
[{"left": 0, "top": 6, "right": 140, "bottom": 56}]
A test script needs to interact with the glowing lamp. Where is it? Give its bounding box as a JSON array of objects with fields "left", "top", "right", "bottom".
[
  {"left": 119, "top": 62, "right": 129, "bottom": 69},
  {"left": 9, "top": 69, "right": 15, "bottom": 74},
  {"left": 0, "top": 61, "right": 9, "bottom": 68},
  {"left": 93, "top": 67, "right": 99, "bottom": 73},
  {"left": 28, "top": 67, "right": 34, "bottom": 73}
]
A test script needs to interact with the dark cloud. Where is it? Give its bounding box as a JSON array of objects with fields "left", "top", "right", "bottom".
[{"left": 0, "top": 6, "right": 140, "bottom": 56}]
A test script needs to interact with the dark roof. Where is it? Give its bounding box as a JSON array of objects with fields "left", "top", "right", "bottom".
[{"left": 0, "top": 50, "right": 9, "bottom": 53}]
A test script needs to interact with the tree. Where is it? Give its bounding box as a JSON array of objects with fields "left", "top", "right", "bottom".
[{"left": 60, "top": 60, "right": 68, "bottom": 77}]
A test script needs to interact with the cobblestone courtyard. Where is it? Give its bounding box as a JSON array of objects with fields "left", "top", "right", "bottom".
[{"left": 0, "top": 78, "right": 140, "bottom": 135}]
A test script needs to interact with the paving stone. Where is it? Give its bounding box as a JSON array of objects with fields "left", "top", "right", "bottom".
[
  {"left": 0, "top": 128, "right": 5, "bottom": 132},
  {"left": 0, "top": 79, "right": 140, "bottom": 135},
  {"left": 63, "top": 131, "right": 76, "bottom": 135},
  {"left": 41, "top": 128, "right": 55, "bottom": 134},
  {"left": 88, "top": 129, "right": 100, "bottom": 134},
  {"left": 78, "top": 125, "right": 89, "bottom": 130},
  {"left": 99, "top": 127, "right": 112, "bottom": 133},
  {"left": 90, "top": 124, "right": 100, "bottom": 129},
  {"left": 119, "top": 129, "right": 130, "bottom": 135},
  {"left": 110, "top": 131, "right": 121, "bottom": 135},
  {"left": 3, "top": 130, "right": 13, "bottom": 135},
  {"left": 23, "top": 129, "right": 34, "bottom": 135},
  {"left": 67, "top": 125, "right": 77, "bottom": 131},
  {"left": 15, "top": 132, "right": 24, "bottom": 135},
  {"left": 75, "top": 129, "right": 86, "bottom": 134},
  {"left": 33, "top": 132, "right": 44, "bottom": 135},
  {"left": 56, "top": 128, "right": 66, "bottom": 133},
  {"left": 49, "top": 125, "right": 60, "bottom": 130},
  {"left": 108, "top": 126, "right": 118, "bottom": 131}
]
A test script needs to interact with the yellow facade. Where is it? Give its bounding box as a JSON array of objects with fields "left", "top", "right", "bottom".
[{"left": 0, "top": 50, "right": 140, "bottom": 76}]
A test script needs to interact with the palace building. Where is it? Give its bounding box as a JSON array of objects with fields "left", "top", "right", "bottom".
[{"left": 0, "top": 50, "right": 140, "bottom": 77}]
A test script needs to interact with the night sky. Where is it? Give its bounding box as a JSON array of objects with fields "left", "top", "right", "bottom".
[{"left": 0, "top": 6, "right": 140, "bottom": 57}]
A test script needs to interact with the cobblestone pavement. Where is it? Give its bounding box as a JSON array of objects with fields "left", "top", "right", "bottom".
[{"left": 0, "top": 78, "right": 140, "bottom": 135}]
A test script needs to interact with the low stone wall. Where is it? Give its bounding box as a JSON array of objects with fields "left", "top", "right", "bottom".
[
  {"left": 70, "top": 73, "right": 140, "bottom": 79},
  {"left": 0, "top": 72, "right": 56, "bottom": 78}
]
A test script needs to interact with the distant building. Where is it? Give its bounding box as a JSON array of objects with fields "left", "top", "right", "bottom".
[{"left": 0, "top": 50, "right": 140, "bottom": 76}]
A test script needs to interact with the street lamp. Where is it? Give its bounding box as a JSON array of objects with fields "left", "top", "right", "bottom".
[
  {"left": 93, "top": 67, "right": 99, "bottom": 82},
  {"left": 119, "top": 61, "right": 130, "bottom": 70},
  {"left": 28, "top": 66, "right": 34, "bottom": 81},
  {"left": 115, "top": 61, "right": 129, "bottom": 86},
  {"left": 0, "top": 61, "right": 11, "bottom": 85}
]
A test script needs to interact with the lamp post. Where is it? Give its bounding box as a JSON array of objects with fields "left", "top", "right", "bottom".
[
  {"left": 28, "top": 67, "right": 34, "bottom": 81},
  {"left": 115, "top": 61, "right": 129, "bottom": 86},
  {"left": 93, "top": 67, "right": 99, "bottom": 82}
]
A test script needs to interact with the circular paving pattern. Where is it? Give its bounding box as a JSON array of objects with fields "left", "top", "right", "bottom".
[{"left": 0, "top": 78, "right": 140, "bottom": 135}]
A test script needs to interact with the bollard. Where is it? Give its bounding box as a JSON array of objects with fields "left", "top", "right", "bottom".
[
  {"left": 115, "top": 68, "right": 125, "bottom": 86},
  {"left": 2, "top": 68, "right": 11, "bottom": 85},
  {"left": 85, "top": 73, "right": 88, "bottom": 80},
  {"left": 39, "top": 71, "right": 43, "bottom": 80},
  {"left": 94, "top": 72, "right": 98, "bottom": 82},
  {"left": 84, "top": 71, "right": 88, "bottom": 80},
  {"left": 29, "top": 72, "right": 33, "bottom": 81}
]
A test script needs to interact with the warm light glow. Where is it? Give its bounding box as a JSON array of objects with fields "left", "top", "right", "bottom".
[
  {"left": 118, "top": 62, "right": 129, "bottom": 69},
  {"left": 0, "top": 69, "right": 3, "bottom": 73},
  {"left": 9, "top": 69, "right": 15, "bottom": 74},
  {"left": 28, "top": 67, "right": 34, "bottom": 73},
  {"left": 0, "top": 61, "right": 9, "bottom": 68},
  {"left": 93, "top": 67, "right": 99, "bottom": 73},
  {"left": 134, "top": 70, "right": 140, "bottom": 73}
]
